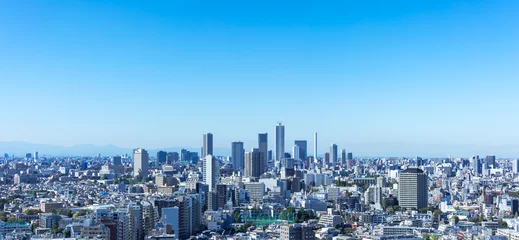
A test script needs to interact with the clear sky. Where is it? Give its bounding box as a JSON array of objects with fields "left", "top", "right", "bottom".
[{"left": 0, "top": 0, "right": 518, "bottom": 155}]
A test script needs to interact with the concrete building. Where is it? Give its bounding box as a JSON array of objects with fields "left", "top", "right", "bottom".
[
  {"left": 202, "top": 133, "right": 213, "bottom": 158},
  {"left": 203, "top": 155, "right": 219, "bottom": 192},
  {"left": 40, "top": 202, "right": 64, "bottom": 213},
  {"left": 258, "top": 133, "right": 268, "bottom": 171},
  {"left": 133, "top": 148, "right": 149, "bottom": 179},
  {"left": 294, "top": 140, "right": 307, "bottom": 161},
  {"left": 398, "top": 168, "right": 428, "bottom": 210},
  {"left": 231, "top": 142, "right": 245, "bottom": 171},
  {"left": 280, "top": 223, "right": 314, "bottom": 240},
  {"left": 276, "top": 122, "right": 285, "bottom": 162},
  {"left": 330, "top": 144, "right": 338, "bottom": 164},
  {"left": 244, "top": 182, "right": 265, "bottom": 202},
  {"left": 245, "top": 149, "right": 263, "bottom": 179}
]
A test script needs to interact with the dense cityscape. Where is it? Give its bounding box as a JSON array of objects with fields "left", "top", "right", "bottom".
[{"left": 0, "top": 122, "right": 518, "bottom": 240}]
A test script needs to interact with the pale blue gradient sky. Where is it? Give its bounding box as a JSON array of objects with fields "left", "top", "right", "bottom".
[{"left": 0, "top": 0, "right": 518, "bottom": 154}]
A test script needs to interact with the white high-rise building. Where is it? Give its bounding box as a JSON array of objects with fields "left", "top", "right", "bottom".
[
  {"left": 203, "top": 155, "right": 219, "bottom": 191},
  {"left": 276, "top": 122, "right": 285, "bottom": 162},
  {"left": 133, "top": 149, "right": 148, "bottom": 179}
]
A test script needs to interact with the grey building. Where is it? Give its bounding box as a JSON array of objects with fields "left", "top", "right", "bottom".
[
  {"left": 258, "top": 133, "right": 268, "bottom": 171},
  {"left": 133, "top": 148, "right": 149, "bottom": 179},
  {"left": 280, "top": 223, "right": 314, "bottom": 240},
  {"left": 330, "top": 144, "right": 338, "bottom": 164},
  {"left": 231, "top": 142, "right": 245, "bottom": 171},
  {"left": 245, "top": 148, "right": 263, "bottom": 179},
  {"left": 398, "top": 168, "right": 428, "bottom": 210},
  {"left": 294, "top": 140, "right": 307, "bottom": 161},
  {"left": 202, "top": 133, "right": 213, "bottom": 157},
  {"left": 276, "top": 122, "right": 285, "bottom": 161}
]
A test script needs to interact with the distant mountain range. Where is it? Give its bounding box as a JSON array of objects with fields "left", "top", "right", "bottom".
[
  {"left": 0, "top": 141, "right": 230, "bottom": 157},
  {"left": 0, "top": 141, "right": 518, "bottom": 158}
]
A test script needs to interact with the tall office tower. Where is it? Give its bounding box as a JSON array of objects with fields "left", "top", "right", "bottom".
[
  {"left": 258, "top": 133, "right": 268, "bottom": 171},
  {"left": 485, "top": 155, "right": 496, "bottom": 167},
  {"left": 267, "top": 150, "right": 273, "bottom": 161},
  {"left": 175, "top": 196, "right": 201, "bottom": 240},
  {"left": 157, "top": 151, "right": 167, "bottom": 165},
  {"left": 324, "top": 153, "right": 330, "bottom": 165},
  {"left": 245, "top": 148, "right": 263, "bottom": 179},
  {"left": 133, "top": 149, "right": 149, "bottom": 179},
  {"left": 166, "top": 152, "right": 179, "bottom": 164},
  {"left": 128, "top": 202, "right": 143, "bottom": 240},
  {"left": 341, "top": 149, "right": 346, "bottom": 165},
  {"left": 294, "top": 140, "right": 307, "bottom": 161},
  {"left": 25, "top": 153, "right": 32, "bottom": 159},
  {"left": 202, "top": 133, "right": 213, "bottom": 157},
  {"left": 471, "top": 155, "right": 481, "bottom": 175},
  {"left": 398, "top": 168, "right": 428, "bottom": 210},
  {"left": 203, "top": 155, "right": 219, "bottom": 191},
  {"left": 113, "top": 156, "right": 122, "bottom": 166},
  {"left": 292, "top": 145, "right": 300, "bottom": 161},
  {"left": 513, "top": 159, "right": 519, "bottom": 174},
  {"left": 330, "top": 144, "right": 338, "bottom": 164},
  {"left": 231, "top": 142, "right": 245, "bottom": 170},
  {"left": 280, "top": 223, "right": 314, "bottom": 240},
  {"left": 276, "top": 122, "right": 285, "bottom": 162},
  {"left": 313, "top": 132, "right": 318, "bottom": 159},
  {"left": 34, "top": 151, "right": 38, "bottom": 160}
]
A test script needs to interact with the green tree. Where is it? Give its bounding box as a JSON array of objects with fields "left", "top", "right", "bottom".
[
  {"left": 423, "top": 234, "right": 430, "bottom": 240},
  {"left": 452, "top": 216, "right": 459, "bottom": 224},
  {"left": 499, "top": 220, "right": 508, "bottom": 228}
]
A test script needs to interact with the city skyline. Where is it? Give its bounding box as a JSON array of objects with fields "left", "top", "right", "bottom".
[{"left": 1, "top": 1, "right": 518, "bottom": 154}]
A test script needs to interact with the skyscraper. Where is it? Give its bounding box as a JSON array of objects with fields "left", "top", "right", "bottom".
[
  {"left": 330, "top": 144, "right": 338, "bottom": 164},
  {"left": 313, "top": 132, "right": 318, "bottom": 159},
  {"left": 513, "top": 159, "right": 519, "bottom": 174},
  {"left": 202, "top": 133, "right": 213, "bottom": 157},
  {"left": 471, "top": 155, "right": 481, "bottom": 175},
  {"left": 341, "top": 149, "right": 346, "bottom": 165},
  {"left": 166, "top": 152, "right": 179, "bottom": 164},
  {"left": 398, "top": 168, "right": 428, "bottom": 210},
  {"left": 292, "top": 145, "right": 300, "bottom": 161},
  {"left": 245, "top": 148, "right": 263, "bottom": 179},
  {"left": 485, "top": 155, "right": 496, "bottom": 167},
  {"left": 157, "top": 151, "right": 167, "bottom": 165},
  {"left": 203, "top": 155, "right": 219, "bottom": 191},
  {"left": 34, "top": 151, "right": 39, "bottom": 161},
  {"left": 294, "top": 140, "right": 307, "bottom": 161},
  {"left": 276, "top": 122, "right": 285, "bottom": 161},
  {"left": 231, "top": 142, "right": 245, "bottom": 171},
  {"left": 113, "top": 156, "right": 122, "bottom": 166},
  {"left": 133, "top": 149, "right": 149, "bottom": 179},
  {"left": 258, "top": 133, "right": 268, "bottom": 171}
]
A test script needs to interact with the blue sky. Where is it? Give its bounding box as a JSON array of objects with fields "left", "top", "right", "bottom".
[{"left": 0, "top": 0, "right": 518, "bottom": 156}]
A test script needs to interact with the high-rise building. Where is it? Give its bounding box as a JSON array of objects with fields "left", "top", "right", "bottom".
[
  {"left": 347, "top": 152, "right": 353, "bottom": 160},
  {"left": 161, "top": 207, "right": 179, "bottom": 238},
  {"left": 157, "top": 151, "right": 167, "bottom": 165},
  {"left": 324, "top": 153, "right": 330, "bottom": 165},
  {"left": 267, "top": 150, "right": 273, "bottom": 161},
  {"left": 330, "top": 144, "right": 338, "bottom": 164},
  {"left": 166, "top": 152, "right": 179, "bottom": 164},
  {"left": 216, "top": 184, "right": 229, "bottom": 210},
  {"left": 280, "top": 223, "right": 314, "bottom": 240},
  {"left": 364, "top": 185, "right": 383, "bottom": 205},
  {"left": 341, "top": 149, "right": 346, "bottom": 165},
  {"left": 113, "top": 156, "right": 122, "bottom": 166},
  {"left": 258, "top": 133, "right": 268, "bottom": 171},
  {"left": 231, "top": 142, "right": 245, "bottom": 171},
  {"left": 245, "top": 148, "right": 263, "bottom": 179},
  {"left": 471, "top": 155, "right": 481, "bottom": 175},
  {"left": 202, "top": 133, "right": 213, "bottom": 157},
  {"left": 133, "top": 149, "right": 149, "bottom": 179},
  {"left": 513, "top": 159, "right": 519, "bottom": 174},
  {"left": 34, "top": 151, "right": 38, "bottom": 160},
  {"left": 128, "top": 202, "right": 143, "bottom": 240},
  {"left": 512, "top": 199, "right": 519, "bottom": 216},
  {"left": 292, "top": 145, "right": 300, "bottom": 161},
  {"left": 398, "top": 168, "right": 428, "bottom": 210},
  {"left": 276, "top": 122, "right": 285, "bottom": 161},
  {"left": 485, "top": 155, "right": 496, "bottom": 167},
  {"left": 313, "top": 133, "right": 318, "bottom": 159},
  {"left": 294, "top": 140, "right": 307, "bottom": 161},
  {"left": 203, "top": 155, "right": 219, "bottom": 191}
]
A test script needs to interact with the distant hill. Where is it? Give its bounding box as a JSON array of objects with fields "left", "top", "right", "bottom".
[{"left": 0, "top": 141, "right": 230, "bottom": 157}]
